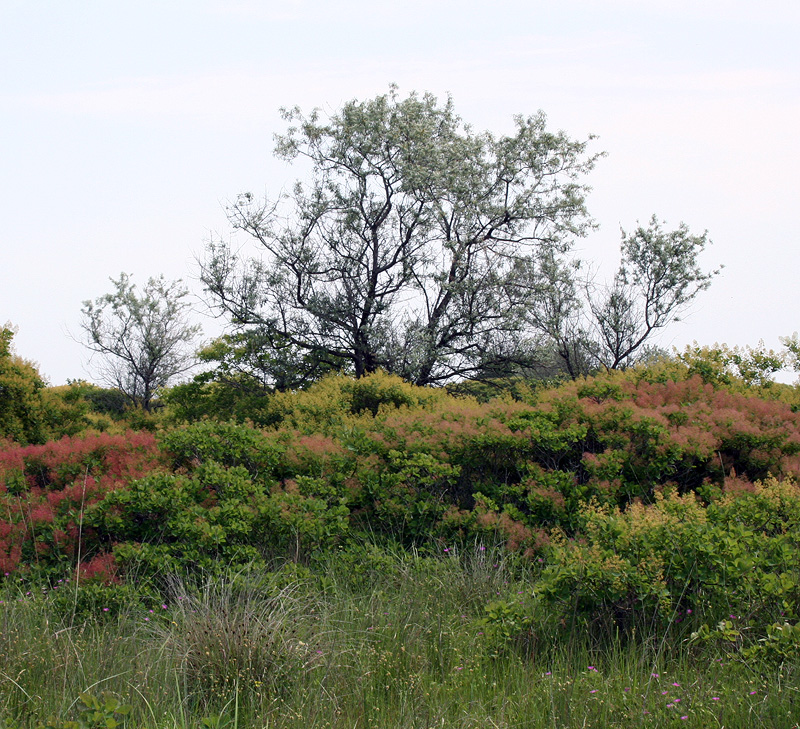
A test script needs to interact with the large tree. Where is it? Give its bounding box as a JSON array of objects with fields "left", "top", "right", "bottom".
[
  {"left": 80, "top": 274, "right": 201, "bottom": 410},
  {"left": 201, "top": 88, "right": 600, "bottom": 387}
]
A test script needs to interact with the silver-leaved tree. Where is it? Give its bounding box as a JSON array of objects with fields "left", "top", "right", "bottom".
[
  {"left": 81, "top": 274, "right": 201, "bottom": 410},
  {"left": 201, "top": 87, "right": 717, "bottom": 388}
]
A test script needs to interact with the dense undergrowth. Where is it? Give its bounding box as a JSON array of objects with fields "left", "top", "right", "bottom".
[{"left": 1, "top": 365, "right": 800, "bottom": 726}]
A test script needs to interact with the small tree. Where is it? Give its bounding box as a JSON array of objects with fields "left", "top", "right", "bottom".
[
  {"left": 530, "top": 217, "right": 720, "bottom": 376},
  {"left": 0, "top": 324, "right": 90, "bottom": 442},
  {"left": 80, "top": 274, "right": 201, "bottom": 410},
  {"left": 589, "top": 217, "right": 720, "bottom": 370}
]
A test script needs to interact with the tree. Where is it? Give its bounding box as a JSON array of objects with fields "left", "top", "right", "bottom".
[
  {"left": 0, "top": 323, "right": 49, "bottom": 442},
  {"left": 527, "top": 217, "right": 720, "bottom": 376},
  {"left": 80, "top": 274, "right": 201, "bottom": 410},
  {"left": 677, "top": 341, "right": 784, "bottom": 388},
  {"left": 588, "top": 217, "right": 720, "bottom": 370},
  {"left": 201, "top": 87, "right": 601, "bottom": 387}
]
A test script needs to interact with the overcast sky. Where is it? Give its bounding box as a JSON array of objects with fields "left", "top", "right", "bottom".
[{"left": 2, "top": 0, "right": 799, "bottom": 385}]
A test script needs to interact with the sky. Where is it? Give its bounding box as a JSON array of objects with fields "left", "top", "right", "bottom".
[{"left": 1, "top": 0, "right": 799, "bottom": 385}]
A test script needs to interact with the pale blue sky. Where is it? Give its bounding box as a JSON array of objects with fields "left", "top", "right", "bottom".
[{"left": 2, "top": 0, "right": 798, "bottom": 384}]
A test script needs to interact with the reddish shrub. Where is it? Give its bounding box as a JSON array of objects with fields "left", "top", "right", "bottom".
[{"left": 76, "top": 552, "right": 119, "bottom": 585}]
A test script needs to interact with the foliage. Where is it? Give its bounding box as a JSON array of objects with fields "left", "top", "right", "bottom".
[
  {"left": 162, "top": 368, "right": 274, "bottom": 426},
  {"left": 28, "top": 692, "right": 132, "bottom": 729},
  {"left": 201, "top": 86, "right": 601, "bottom": 387},
  {"left": 589, "top": 217, "right": 719, "bottom": 370},
  {"left": 200, "top": 90, "right": 721, "bottom": 389},
  {"left": 1, "top": 555, "right": 797, "bottom": 728},
  {"left": 80, "top": 273, "right": 201, "bottom": 411},
  {"left": 676, "top": 341, "right": 786, "bottom": 389},
  {"left": 4, "top": 362, "right": 800, "bottom": 726},
  {"left": 0, "top": 324, "right": 47, "bottom": 443},
  {"left": 10, "top": 367, "right": 800, "bottom": 583},
  {"left": 0, "top": 326, "right": 91, "bottom": 444},
  {"left": 538, "top": 478, "right": 800, "bottom": 640},
  {"left": 529, "top": 218, "right": 720, "bottom": 377},
  {"left": 0, "top": 431, "right": 164, "bottom": 578},
  {"left": 159, "top": 420, "right": 285, "bottom": 476},
  {"left": 156, "top": 577, "right": 311, "bottom": 712},
  {"left": 264, "top": 370, "right": 450, "bottom": 431}
]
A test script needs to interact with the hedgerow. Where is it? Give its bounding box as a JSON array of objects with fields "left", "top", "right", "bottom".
[{"left": 1, "top": 369, "right": 800, "bottom": 656}]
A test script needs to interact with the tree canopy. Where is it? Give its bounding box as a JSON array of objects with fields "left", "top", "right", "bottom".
[
  {"left": 0, "top": 324, "right": 48, "bottom": 443},
  {"left": 201, "top": 87, "right": 718, "bottom": 389},
  {"left": 201, "top": 87, "right": 601, "bottom": 387},
  {"left": 531, "top": 217, "right": 721, "bottom": 377}
]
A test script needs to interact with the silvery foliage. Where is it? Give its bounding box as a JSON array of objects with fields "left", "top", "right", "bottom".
[
  {"left": 201, "top": 87, "right": 600, "bottom": 386},
  {"left": 81, "top": 274, "right": 201, "bottom": 409}
]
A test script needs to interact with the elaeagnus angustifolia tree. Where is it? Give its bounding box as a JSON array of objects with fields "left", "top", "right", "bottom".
[
  {"left": 201, "top": 87, "right": 718, "bottom": 387},
  {"left": 81, "top": 274, "right": 201, "bottom": 410},
  {"left": 201, "top": 87, "right": 600, "bottom": 387}
]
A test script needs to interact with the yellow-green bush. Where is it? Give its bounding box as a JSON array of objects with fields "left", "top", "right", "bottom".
[{"left": 538, "top": 478, "right": 800, "bottom": 638}]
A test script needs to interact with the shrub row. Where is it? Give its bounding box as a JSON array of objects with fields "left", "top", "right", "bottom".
[{"left": 0, "top": 371, "right": 798, "bottom": 647}]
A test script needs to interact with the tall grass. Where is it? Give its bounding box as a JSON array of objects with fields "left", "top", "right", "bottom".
[{"left": 0, "top": 547, "right": 797, "bottom": 728}]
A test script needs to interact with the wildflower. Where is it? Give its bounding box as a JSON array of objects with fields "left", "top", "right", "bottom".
[
  {"left": 588, "top": 666, "right": 598, "bottom": 672},
  {"left": 651, "top": 673, "right": 659, "bottom": 678},
  {"left": 589, "top": 690, "right": 597, "bottom": 694},
  {"left": 712, "top": 697, "right": 719, "bottom": 701},
  {"left": 103, "top": 607, "right": 110, "bottom": 612},
  {"left": 672, "top": 683, "right": 680, "bottom": 687},
  {"left": 681, "top": 716, "right": 688, "bottom": 720}
]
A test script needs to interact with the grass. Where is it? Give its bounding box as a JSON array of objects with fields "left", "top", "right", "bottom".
[{"left": 0, "top": 546, "right": 798, "bottom": 728}]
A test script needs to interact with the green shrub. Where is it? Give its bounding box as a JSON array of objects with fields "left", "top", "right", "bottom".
[
  {"left": 537, "top": 478, "right": 800, "bottom": 639},
  {"left": 159, "top": 421, "right": 284, "bottom": 478}
]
